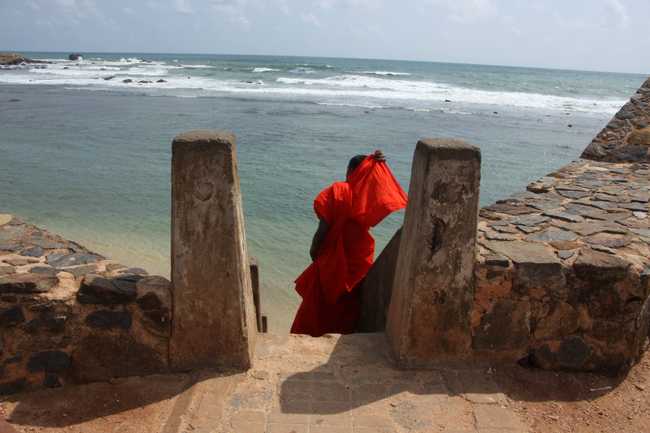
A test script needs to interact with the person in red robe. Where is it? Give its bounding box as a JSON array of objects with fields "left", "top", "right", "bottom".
[{"left": 291, "top": 150, "right": 408, "bottom": 337}]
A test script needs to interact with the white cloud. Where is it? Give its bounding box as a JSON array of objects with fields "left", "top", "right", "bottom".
[
  {"left": 604, "top": 0, "right": 629, "bottom": 28},
  {"left": 300, "top": 12, "right": 321, "bottom": 27},
  {"left": 55, "top": 0, "right": 77, "bottom": 7},
  {"left": 277, "top": 0, "right": 290, "bottom": 15},
  {"left": 317, "top": 0, "right": 378, "bottom": 10},
  {"left": 26, "top": 0, "right": 41, "bottom": 11},
  {"left": 429, "top": 0, "right": 497, "bottom": 23},
  {"left": 210, "top": 0, "right": 250, "bottom": 28},
  {"left": 48, "top": 0, "right": 100, "bottom": 23},
  {"left": 175, "top": 0, "right": 194, "bottom": 14}
]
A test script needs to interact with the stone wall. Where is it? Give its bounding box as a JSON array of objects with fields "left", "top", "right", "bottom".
[
  {"left": 472, "top": 79, "right": 650, "bottom": 373},
  {"left": 581, "top": 77, "right": 650, "bottom": 163},
  {"left": 1, "top": 130, "right": 262, "bottom": 395},
  {"left": 361, "top": 77, "right": 650, "bottom": 374},
  {"left": 0, "top": 215, "right": 171, "bottom": 394},
  {"left": 474, "top": 159, "right": 649, "bottom": 373}
]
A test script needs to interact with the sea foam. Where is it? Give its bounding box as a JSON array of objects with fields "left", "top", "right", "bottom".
[{"left": 0, "top": 59, "right": 626, "bottom": 115}]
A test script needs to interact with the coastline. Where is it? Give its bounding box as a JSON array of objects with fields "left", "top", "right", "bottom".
[{"left": 0, "top": 53, "right": 645, "bottom": 333}]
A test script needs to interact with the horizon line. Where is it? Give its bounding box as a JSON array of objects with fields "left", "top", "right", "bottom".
[{"left": 3, "top": 48, "right": 648, "bottom": 77}]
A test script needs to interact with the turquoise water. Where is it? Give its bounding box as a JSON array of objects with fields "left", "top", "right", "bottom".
[{"left": 0, "top": 53, "right": 646, "bottom": 331}]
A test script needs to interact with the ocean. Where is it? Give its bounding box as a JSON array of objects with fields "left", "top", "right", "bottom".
[{"left": 0, "top": 52, "right": 646, "bottom": 331}]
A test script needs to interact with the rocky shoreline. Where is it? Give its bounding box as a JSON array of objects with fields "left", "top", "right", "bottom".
[{"left": 0, "top": 53, "right": 45, "bottom": 66}]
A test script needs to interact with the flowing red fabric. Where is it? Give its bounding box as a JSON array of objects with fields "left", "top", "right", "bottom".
[{"left": 290, "top": 156, "right": 408, "bottom": 336}]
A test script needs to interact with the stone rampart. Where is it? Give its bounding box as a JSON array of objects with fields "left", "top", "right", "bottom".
[
  {"left": 473, "top": 79, "right": 650, "bottom": 373},
  {"left": 581, "top": 77, "right": 650, "bottom": 163},
  {"left": 0, "top": 215, "right": 171, "bottom": 394},
  {"left": 361, "top": 77, "right": 650, "bottom": 373},
  {"left": 474, "top": 159, "right": 649, "bottom": 372},
  {"left": 1, "top": 130, "right": 261, "bottom": 395},
  {"left": 3, "top": 80, "right": 649, "bottom": 397}
]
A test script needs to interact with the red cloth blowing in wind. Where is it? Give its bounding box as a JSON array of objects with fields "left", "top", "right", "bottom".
[{"left": 290, "top": 156, "right": 408, "bottom": 336}]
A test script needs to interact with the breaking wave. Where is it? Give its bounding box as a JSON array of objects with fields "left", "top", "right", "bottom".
[{"left": 0, "top": 56, "right": 626, "bottom": 115}]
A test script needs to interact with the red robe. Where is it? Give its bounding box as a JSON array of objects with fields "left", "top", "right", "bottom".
[{"left": 290, "top": 156, "right": 408, "bottom": 337}]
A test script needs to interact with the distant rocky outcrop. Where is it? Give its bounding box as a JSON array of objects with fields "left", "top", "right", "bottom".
[
  {"left": 68, "top": 53, "right": 82, "bottom": 61},
  {"left": 0, "top": 53, "right": 36, "bottom": 66}
]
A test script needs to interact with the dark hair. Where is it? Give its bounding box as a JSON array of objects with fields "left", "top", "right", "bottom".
[{"left": 347, "top": 154, "right": 366, "bottom": 174}]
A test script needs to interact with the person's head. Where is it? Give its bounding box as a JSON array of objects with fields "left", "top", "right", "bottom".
[{"left": 347, "top": 154, "right": 366, "bottom": 179}]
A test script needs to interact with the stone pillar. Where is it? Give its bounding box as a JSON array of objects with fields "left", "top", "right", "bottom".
[
  {"left": 386, "top": 139, "right": 481, "bottom": 367},
  {"left": 170, "top": 130, "right": 256, "bottom": 371}
]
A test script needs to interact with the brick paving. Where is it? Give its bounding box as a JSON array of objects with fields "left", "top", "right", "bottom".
[{"left": 216, "top": 334, "right": 531, "bottom": 433}]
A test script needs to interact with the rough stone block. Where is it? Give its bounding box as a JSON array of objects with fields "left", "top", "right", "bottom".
[
  {"left": 85, "top": 310, "right": 132, "bottom": 330},
  {"left": 574, "top": 248, "right": 630, "bottom": 283},
  {"left": 628, "top": 127, "right": 650, "bottom": 146},
  {"left": 170, "top": 130, "right": 257, "bottom": 371},
  {"left": 533, "top": 302, "right": 579, "bottom": 340},
  {"left": 0, "top": 306, "right": 24, "bottom": 328},
  {"left": 0, "top": 378, "right": 26, "bottom": 395},
  {"left": 484, "top": 241, "right": 564, "bottom": 294},
  {"left": 532, "top": 336, "right": 593, "bottom": 371},
  {"left": 473, "top": 299, "right": 531, "bottom": 351},
  {"left": 0, "top": 265, "right": 14, "bottom": 276},
  {"left": 71, "top": 334, "right": 167, "bottom": 382},
  {"left": 78, "top": 274, "right": 138, "bottom": 305},
  {"left": 0, "top": 273, "right": 57, "bottom": 294},
  {"left": 387, "top": 139, "right": 481, "bottom": 366},
  {"left": 25, "top": 312, "right": 67, "bottom": 334},
  {"left": 27, "top": 350, "right": 71, "bottom": 373},
  {"left": 46, "top": 252, "right": 101, "bottom": 268},
  {"left": 136, "top": 276, "right": 172, "bottom": 336}
]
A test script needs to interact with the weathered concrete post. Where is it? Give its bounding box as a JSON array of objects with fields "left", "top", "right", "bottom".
[
  {"left": 386, "top": 139, "right": 481, "bottom": 367},
  {"left": 170, "top": 130, "right": 257, "bottom": 371}
]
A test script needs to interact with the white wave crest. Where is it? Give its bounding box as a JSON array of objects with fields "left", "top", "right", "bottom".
[
  {"left": 180, "top": 64, "right": 214, "bottom": 69},
  {"left": 0, "top": 68, "right": 625, "bottom": 115},
  {"left": 289, "top": 67, "right": 316, "bottom": 74},
  {"left": 358, "top": 70, "right": 412, "bottom": 76},
  {"left": 252, "top": 67, "right": 279, "bottom": 73}
]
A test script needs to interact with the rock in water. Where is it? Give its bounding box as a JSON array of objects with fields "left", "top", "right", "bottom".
[
  {"left": 0, "top": 53, "right": 32, "bottom": 65},
  {"left": 68, "top": 53, "right": 82, "bottom": 61}
]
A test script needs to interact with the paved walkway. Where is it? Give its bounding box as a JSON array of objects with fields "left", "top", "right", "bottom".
[
  {"left": 216, "top": 334, "right": 530, "bottom": 433},
  {"left": 3, "top": 333, "right": 649, "bottom": 433}
]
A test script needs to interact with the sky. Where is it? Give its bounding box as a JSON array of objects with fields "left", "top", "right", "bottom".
[{"left": 1, "top": 0, "right": 649, "bottom": 74}]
